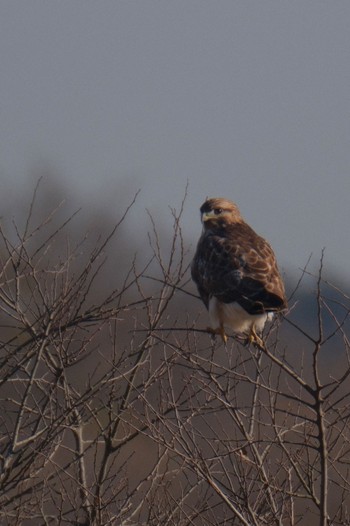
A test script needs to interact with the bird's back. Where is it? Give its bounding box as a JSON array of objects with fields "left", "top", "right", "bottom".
[{"left": 192, "top": 223, "right": 287, "bottom": 315}]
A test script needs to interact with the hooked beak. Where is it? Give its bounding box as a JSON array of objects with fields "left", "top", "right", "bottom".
[{"left": 201, "top": 211, "right": 216, "bottom": 223}]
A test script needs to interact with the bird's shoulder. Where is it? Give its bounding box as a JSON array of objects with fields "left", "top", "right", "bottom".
[{"left": 194, "top": 222, "right": 275, "bottom": 267}]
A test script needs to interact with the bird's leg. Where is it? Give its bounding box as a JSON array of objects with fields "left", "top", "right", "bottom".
[
  {"left": 219, "top": 325, "right": 228, "bottom": 344},
  {"left": 248, "top": 326, "right": 265, "bottom": 350},
  {"left": 206, "top": 325, "right": 228, "bottom": 344}
]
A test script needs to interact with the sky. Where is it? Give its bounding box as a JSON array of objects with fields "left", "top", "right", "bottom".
[{"left": 1, "top": 1, "right": 350, "bottom": 282}]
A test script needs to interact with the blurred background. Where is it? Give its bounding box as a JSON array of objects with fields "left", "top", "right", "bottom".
[{"left": 1, "top": 1, "right": 350, "bottom": 286}]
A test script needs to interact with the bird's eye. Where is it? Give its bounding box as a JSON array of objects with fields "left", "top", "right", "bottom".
[{"left": 214, "top": 208, "right": 223, "bottom": 215}]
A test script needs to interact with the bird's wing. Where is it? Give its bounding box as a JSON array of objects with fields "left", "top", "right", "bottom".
[{"left": 192, "top": 224, "right": 286, "bottom": 314}]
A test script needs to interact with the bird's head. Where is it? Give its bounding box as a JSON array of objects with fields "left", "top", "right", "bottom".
[{"left": 200, "top": 198, "right": 243, "bottom": 229}]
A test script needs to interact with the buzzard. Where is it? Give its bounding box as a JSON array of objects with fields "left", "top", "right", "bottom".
[{"left": 191, "top": 198, "right": 287, "bottom": 345}]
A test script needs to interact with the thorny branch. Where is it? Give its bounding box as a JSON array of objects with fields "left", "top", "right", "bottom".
[{"left": 1, "top": 187, "right": 350, "bottom": 525}]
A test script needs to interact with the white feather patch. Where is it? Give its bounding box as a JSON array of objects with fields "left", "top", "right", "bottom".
[{"left": 208, "top": 296, "right": 273, "bottom": 335}]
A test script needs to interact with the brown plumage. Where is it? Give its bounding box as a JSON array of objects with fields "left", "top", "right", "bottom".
[{"left": 191, "top": 198, "right": 287, "bottom": 343}]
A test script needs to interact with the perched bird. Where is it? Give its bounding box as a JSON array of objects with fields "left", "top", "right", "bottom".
[{"left": 191, "top": 198, "right": 287, "bottom": 345}]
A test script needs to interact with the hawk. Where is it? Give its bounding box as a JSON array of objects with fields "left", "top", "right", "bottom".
[{"left": 191, "top": 198, "right": 287, "bottom": 345}]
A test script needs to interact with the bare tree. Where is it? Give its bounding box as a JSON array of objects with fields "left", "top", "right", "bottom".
[{"left": 1, "top": 184, "right": 350, "bottom": 525}]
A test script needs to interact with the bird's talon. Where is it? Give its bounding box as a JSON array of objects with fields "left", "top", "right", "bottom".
[
  {"left": 206, "top": 326, "right": 227, "bottom": 344},
  {"left": 248, "top": 329, "right": 265, "bottom": 349}
]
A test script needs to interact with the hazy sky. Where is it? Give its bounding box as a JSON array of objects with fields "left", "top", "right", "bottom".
[{"left": 1, "top": 2, "right": 350, "bottom": 281}]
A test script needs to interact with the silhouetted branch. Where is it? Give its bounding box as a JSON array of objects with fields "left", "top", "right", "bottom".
[{"left": 1, "top": 186, "right": 350, "bottom": 525}]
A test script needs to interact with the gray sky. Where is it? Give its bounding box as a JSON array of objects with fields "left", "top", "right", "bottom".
[{"left": 1, "top": 1, "right": 350, "bottom": 281}]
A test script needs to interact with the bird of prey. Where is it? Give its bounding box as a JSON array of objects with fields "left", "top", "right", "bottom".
[{"left": 191, "top": 198, "right": 287, "bottom": 345}]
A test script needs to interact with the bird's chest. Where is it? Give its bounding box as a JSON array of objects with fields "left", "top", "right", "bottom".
[{"left": 197, "top": 236, "right": 244, "bottom": 281}]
